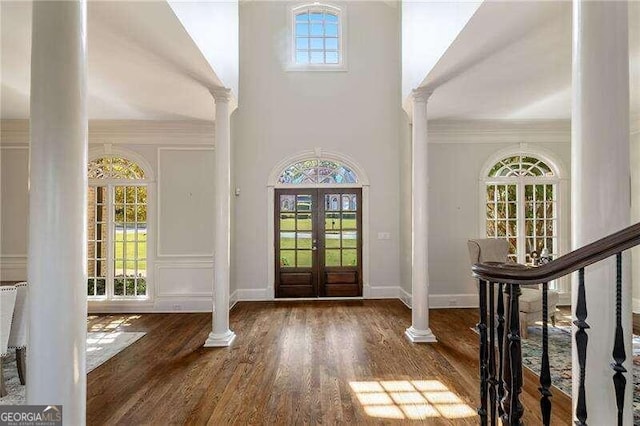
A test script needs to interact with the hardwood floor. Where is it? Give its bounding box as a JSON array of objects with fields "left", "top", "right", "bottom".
[{"left": 87, "top": 301, "right": 572, "bottom": 425}]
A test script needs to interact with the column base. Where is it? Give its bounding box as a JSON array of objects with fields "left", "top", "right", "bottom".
[
  {"left": 405, "top": 326, "right": 437, "bottom": 343},
  {"left": 204, "top": 330, "right": 236, "bottom": 347}
]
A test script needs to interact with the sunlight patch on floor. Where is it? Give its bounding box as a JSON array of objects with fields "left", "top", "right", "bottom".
[
  {"left": 350, "top": 380, "right": 476, "bottom": 420},
  {"left": 89, "top": 315, "right": 141, "bottom": 332}
]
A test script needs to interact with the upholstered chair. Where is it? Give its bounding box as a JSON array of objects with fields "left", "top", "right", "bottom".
[
  {"left": 0, "top": 285, "right": 17, "bottom": 397},
  {"left": 467, "top": 238, "right": 559, "bottom": 338},
  {"left": 8, "top": 282, "right": 27, "bottom": 385}
]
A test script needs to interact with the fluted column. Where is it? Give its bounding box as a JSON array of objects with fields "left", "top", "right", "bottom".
[
  {"left": 405, "top": 87, "right": 437, "bottom": 343},
  {"left": 205, "top": 88, "right": 236, "bottom": 347},
  {"left": 28, "top": 1, "right": 88, "bottom": 424},
  {"left": 571, "top": 1, "right": 631, "bottom": 424}
]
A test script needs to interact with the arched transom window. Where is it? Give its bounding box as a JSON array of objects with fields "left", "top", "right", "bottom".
[
  {"left": 278, "top": 159, "right": 358, "bottom": 184},
  {"left": 293, "top": 4, "right": 342, "bottom": 65},
  {"left": 485, "top": 154, "right": 558, "bottom": 264},
  {"left": 87, "top": 156, "right": 148, "bottom": 300}
]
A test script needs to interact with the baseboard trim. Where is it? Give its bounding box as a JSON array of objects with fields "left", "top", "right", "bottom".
[
  {"left": 368, "top": 286, "right": 402, "bottom": 299},
  {"left": 399, "top": 287, "right": 412, "bottom": 308},
  {"left": 429, "top": 293, "right": 478, "bottom": 309},
  {"left": 236, "top": 288, "right": 271, "bottom": 301},
  {"left": 229, "top": 290, "right": 239, "bottom": 310}
]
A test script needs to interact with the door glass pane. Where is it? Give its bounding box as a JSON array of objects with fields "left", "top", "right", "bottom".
[
  {"left": 325, "top": 194, "right": 340, "bottom": 211},
  {"left": 297, "top": 232, "right": 312, "bottom": 249},
  {"left": 342, "top": 231, "right": 357, "bottom": 248},
  {"left": 297, "top": 194, "right": 312, "bottom": 211},
  {"left": 325, "top": 212, "right": 341, "bottom": 230},
  {"left": 297, "top": 250, "right": 312, "bottom": 267},
  {"left": 342, "top": 249, "right": 357, "bottom": 266},
  {"left": 280, "top": 250, "right": 295, "bottom": 267},
  {"left": 280, "top": 195, "right": 295, "bottom": 211},
  {"left": 280, "top": 232, "right": 295, "bottom": 249},
  {"left": 297, "top": 213, "right": 312, "bottom": 230},
  {"left": 325, "top": 249, "right": 341, "bottom": 266},
  {"left": 342, "top": 194, "right": 357, "bottom": 211},
  {"left": 342, "top": 212, "right": 357, "bottom": 229},
  {"left": 325, "top": 231, "right": 341, "bottom": 248}
]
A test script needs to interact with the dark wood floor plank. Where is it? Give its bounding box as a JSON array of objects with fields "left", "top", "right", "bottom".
[{"left": 87, "top": 301, "right": 572, "bottom": 425}]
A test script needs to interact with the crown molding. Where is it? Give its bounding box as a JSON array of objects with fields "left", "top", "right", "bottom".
[
  {"left": 0, "top": 119, "right": 216, "bottom": 146},
  {"left": 427, "top": 119, "right": 571, "bottom": 145}
]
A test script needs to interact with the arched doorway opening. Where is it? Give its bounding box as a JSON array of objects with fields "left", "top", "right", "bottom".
[{"left": 267, "top": 150, "right": 370, "bottom": 298}]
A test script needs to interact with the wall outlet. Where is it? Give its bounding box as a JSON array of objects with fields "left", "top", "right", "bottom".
[
  {"left": 173, "top": 304, "right": 182, "bottom": 311},
  {"left": 448, "top": 299, "right": 458, "bottom": 307},
  {"left": 377, "top": 232, "right": 391, "bottom": 240}
]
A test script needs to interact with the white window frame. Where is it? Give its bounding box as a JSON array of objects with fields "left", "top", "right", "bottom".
[
  {"left": 87, "top": 149, "right": 154, "bottom": 303},
  {"left": 479, "top": 145, "right": 570, "bottom": 294},
  {"left": 287, "top": 2, "right": 348, "bottom": 72},
  {"left": 88, "top": 182, "right": 149, "bottom": 301}
]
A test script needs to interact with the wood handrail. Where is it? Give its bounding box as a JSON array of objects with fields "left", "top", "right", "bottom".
[{"left": 471, "top": 222, "right": 640, "bottom": 285}]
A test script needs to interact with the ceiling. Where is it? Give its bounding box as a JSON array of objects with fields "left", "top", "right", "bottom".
[
  {"left": 423, "top": 1, "right": 640, "bottom": 121},
  {"left": 2, "top": 1, "right": 638, "bottom": 123},
  {"left": 1, "top": 1, "right": 222, "bottom": 121}
]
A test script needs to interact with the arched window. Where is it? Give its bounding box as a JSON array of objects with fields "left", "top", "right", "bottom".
[
  {"left": 292, "top": 3, "right": 342, "bottom": 66},
  {"left": 484, "top": 154, "right": 559, "bottom": 264},
  {"left": 278, "top": 159, "right": 358, "bottom": 184},
  {"left": 87, "top": 156, "right": 149, "bottom": 299}
]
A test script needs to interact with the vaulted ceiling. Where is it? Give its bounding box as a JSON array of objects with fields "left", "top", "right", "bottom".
[
  {"left": 423, "top": 0, "right": 640, "bottom": 120},
  {"left": 1, "top": 1, "right": 222, "bottom": 121}
]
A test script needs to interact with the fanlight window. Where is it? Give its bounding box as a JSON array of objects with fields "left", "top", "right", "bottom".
[
  {"left": 488, "top": 156, "right": 554, "bottom": 178},
  {"left": 485, "top": 154, "right": 558, "bottom": 265},
  {"left": 88, "top": 157, "right": 145, "bottom": 180},
  {"left": 278, "top": 159, "right": 358, "bottom": 184}
]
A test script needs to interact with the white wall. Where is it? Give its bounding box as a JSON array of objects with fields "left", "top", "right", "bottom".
[
  {"left": 233, "top": 1, "right": 403, "bottom": 299},
  {"left": 398, "top": 119, "right": 572, "bottom": 308},
  {"left": 0, "top": 119, "right": 218, "bottom": 312},
  {"left": 0, "top": 146, "right": 28, "bottom": 280}
]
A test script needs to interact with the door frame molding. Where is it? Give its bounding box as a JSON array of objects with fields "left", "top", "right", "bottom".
[{"left": 267, "top": 149, "right": 370, "bottom": 300}]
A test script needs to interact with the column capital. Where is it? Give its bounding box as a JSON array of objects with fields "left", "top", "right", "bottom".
[
  {"left": 412, "top": 87, "right": 433, "bottom": 104},
  {"left": 210, "top": 87, "right": 232, "bottom": 103}
]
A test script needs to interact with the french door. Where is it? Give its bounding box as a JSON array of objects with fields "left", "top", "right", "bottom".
[{"left": 275, "top": 188, "right": 362, "bottom": 298}]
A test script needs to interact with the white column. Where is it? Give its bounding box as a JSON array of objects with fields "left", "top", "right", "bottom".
[
  {"left": 571, "top": 1, "right": 631, "bottom": 424},
  {"left": 405, "top": 87, "right": 437, "bottom": 343},
  {"left": 28, "top": 1, "right": 87, "bottom": 424},
  {"left": 205, "top": 88, "right": 236, "bottom": 347}
]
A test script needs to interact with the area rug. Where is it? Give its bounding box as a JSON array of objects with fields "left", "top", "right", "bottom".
[
  {"left": 0, "top": 331, "right": 146, "bottom": 404},
  {"left": 474, "top": 325, "right": 640, "bottom": 424}
]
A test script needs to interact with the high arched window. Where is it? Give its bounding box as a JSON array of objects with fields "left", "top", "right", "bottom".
[
  {"left": 278, "top": 159, "right": 358, "bottom": 184},
  {"left": 87, "top": 156, "right": 149, "bottom": 299},
  {"left": 484, "top": 154, "right": 559, "bottom": 264},
  {"left": 292, "top": 3, "right": 343, "bottom": 66}
]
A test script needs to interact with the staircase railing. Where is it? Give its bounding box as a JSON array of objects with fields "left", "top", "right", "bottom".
[{"left": 471, "top": 222, "right": 640, "bottom": 426}]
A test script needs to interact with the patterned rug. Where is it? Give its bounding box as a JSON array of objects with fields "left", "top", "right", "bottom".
[
  {"left": 491, "top": 325, "right": 640, "bottom": 424},
  {"left": 0, "top": 331, "right": 146, "bottom": 404}
]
